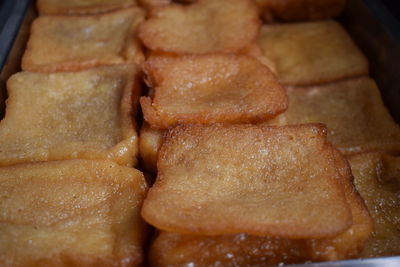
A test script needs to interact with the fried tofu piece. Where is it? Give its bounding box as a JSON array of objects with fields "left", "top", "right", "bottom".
[
  {"left": 37, "top": 0, "right": 137, "bottom": 15},
  {"left": 0, "top": 65, "right": 140, "bottom": 167},
  {"left": 140, "top": 0, "right": 171, "bottom": 8},
  {"left": 0, "top": 159, "right": 147, "bottom": 266},
  {"left": 149, "top": 149, "right": 372, "bottom": 266},
  {"left": 256, "top": 0, "right": 346, "bottom": 22},
  {"left": 258, "top": 21, "right": 368, "bottom": 86},
  {"left": 139, "top": 123, "right": 164, "bottom": 173},
  {"left": 138, "top": 0, "right": 260, "bottom": 54},
  {"left": 349, "top": 152, "right": 400, "bottom": 257},
  {"left": 22, "top": 8, "right": 144, "bottom": 72},
  {"left": 140, "top": 54, "right": 287, "bottom": 129},
  {"left": 142, "top": 124, "right": 352, "bottom": 238},
  {"left": 275, "top": 77, "right": 400, "bottom": 154}
]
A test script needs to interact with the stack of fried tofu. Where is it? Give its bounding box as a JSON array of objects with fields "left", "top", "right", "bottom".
[{"left": 0, "top": 0, "right": 399, "bottom": 266}]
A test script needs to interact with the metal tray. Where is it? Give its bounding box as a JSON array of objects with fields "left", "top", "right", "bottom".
[{"left": 0, "top": 0, "right": 399, "bottom": 266}]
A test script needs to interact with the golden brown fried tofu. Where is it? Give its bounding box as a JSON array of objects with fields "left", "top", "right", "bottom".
[
  {"left": 22, "top": 8, "right": 144, "bottom": 72},
  {"left": 0, "top": 65, "right": 140, "bottom": 167},
  {"left": 149, "top": 149, "right": 372, "bottom": 266},
  {"left": 142, "top": 124, "right": 352, "bottom": 238},
  {"left": 258, "top": 20, "right": 368, "bottom": 86},
  {"left": 256, "top": 0, "right": 346, "bottom": 22},
  {"left": 140, "top": 54, "right": 287, "bottom": 129},
  {"left": 349, "top": 152, "right": 400, "bottom": 257},
  {"left": 0, "top": 159, "right": 147, "bottom": 266},
  {"left": 275, "top": 77, "right": 400, "bottom": 154},
  {"left": 37, "top": 0, "right": 137, "bottom": 15},
  {"left": 138, "top": 0, "right": 260, "bottom": 54},
  {"left": 139, "top": 123, "right": 164, "bottom": 173}
]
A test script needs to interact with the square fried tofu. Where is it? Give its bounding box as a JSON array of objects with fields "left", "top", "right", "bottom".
[
  {"left": 22, "top": 8, "right": 144, "bottom": 72},
  {"left": 0, "top": 159, "right": 147, "bottom": 266},
  {"left": 148, "top": 149, "right": 372, "bottom": 266},
  {"left": 138, "top": 0, "right": 260, "bottom": 54},
  {"left": 37, "top": 0, "right": 137, "bottom": 15},
  {"left": 276, "top": 77, "right": 400, "bottom": 154},
  {"left": 0, "top": 65, "right": 140, "bottom": 167},
  {"left": 258, "top": 20, "right": 368, "bottom": 86},
  {"left": 256, "top": 0, "right": 346, "bottom": 22},
  {"left": 142, "top": 124, "right": 352, "bottom": 238},
  {"left": 349, "top": 152, "right": 400, "bottom": 257},
  {"left": 140, "top": 54, "right": 287, "bottom": 128},
  {"left": 139, "top": 123, "right": 165, "bottom": 172}
]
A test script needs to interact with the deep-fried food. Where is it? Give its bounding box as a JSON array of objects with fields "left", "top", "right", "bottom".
[
  {"left": 141, "top": 54, "right": 287, "bottom": 128},
  {"left": 22, "top": 8, "right": 144, "bottom": 72},
  {"left": 0, "top": 159, "right": 147, "bottom": 266},
  {"left": 142, "top": 124, "right": 352, "bottom": 238},
  {"left": 273, "top": 77, "right": 400, "bottom": 154},
  {"left": 148, "top": 147, "right": 372, "bottom": 266},
  {"left": 258, "top": 21, "right": 368, "bottom": 86},
  {"left": 0, "top": 65, "right": 140, "bottom": 167},
  {"left": 256, "top": 0, "right": 346, "bottom": 22},
  {"left": 138, "top": 0, "right": 260, "bottom": 54},
  {"left": 139, "top": 123, "right": 164, "bottom": 172},
  {"left": 37, "top": 0, "right": 136, "bottom": 15},
  {"left": 349, "top": 152, "right": 400, "bottom": 257}
]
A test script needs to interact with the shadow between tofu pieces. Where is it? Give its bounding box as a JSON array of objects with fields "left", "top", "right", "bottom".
[
  {"left": 258, "top": 20, "right": 369, "bottom": 86},
  {"left": 37, "top": 0, "right": 137, "bottom": 15},
  {"left": 270, "top": 77, "right": 400, "bottom": 155},
  {"left": 0, "top": 64, "right": 141, "bottom": 167},
  {"left": 142, "top": 123, "right": 356, "bottom": 238},
  {"left": 140, "top": 54, "right": 288, "bottom": 129},
  {"left": 348, "top": 152, "right": 400, "bottom": 257},
  {"left": 22, "top": 8, "right": 145, "bottom": 72},
  {"left": 0, "top": 159, "right": 148, "bottom": 266}
]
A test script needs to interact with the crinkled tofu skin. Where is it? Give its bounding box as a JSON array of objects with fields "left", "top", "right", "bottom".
[
  {"left": 138, "top": 0, "right": 260, "bottom": 54},
  {"left": 140, "top": 54, "right": 287, "bottom": 128},
  {"left": 139, "top": 123, "right": 165, "bottom": 173},
  {"left": 37, "top": 0, "right": 137, "bottom": 15},
  {"left": 148, "top": 149, "right": 372, "bottom": 266},
  {"left": 258, "top": 20, "right": 368, "bottom": 86},
  {"left": 0, "top": 65, "right": 140, "bottom": 167},
  {"left": 22, "top": 8, "right": 144, "bottom": 72},
  {"left": 349, "top": 152, "right": 400, "bottom": 257},
  {"left": 0, "top": 159, "right": 148, "bottom": 266},
  {"left": 142, "top": 124, "right": 352, "bottom": 238},
  {"left": 279, "top": 77, "right": 400, "bottom": 154},
  {"left": 256, "top": 0, "right": 346, "bottom": 22}
]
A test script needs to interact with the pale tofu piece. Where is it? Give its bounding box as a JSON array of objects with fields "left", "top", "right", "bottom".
[
  {"left": 22, "top": 8, "right": 144, "bottom": 72},
  {"left": 258, "top": 20, "right": 368, "bottom": 86},
  {"left": 0, "top": 159, "right": 147, "bottom": 266},
  {"left": 0, "top": 65, "right": 140, "bottom": 167},
  {"left": 348, "top": 152, "right": 400, "bottom": 257},
  {"left": 138, "top": 0, "right": 260, "bottom": 54},
  {"left": 148, "top": 149, "right": 372, "bottom": 266},
  {"left": 140, "top": 54, "right": 287, "bottom": 129},
  {"left": 255, "top": 0, "right": 346, "bottom": 22},
  {"left": 37, "top": 0, "right": 137, "bottom": 15},
  {"left": 275, "top": 77, "right": 400, "bottom": 154},
  {"left": 142, "top": 124, "right": 352, "bottom": 238},
  {"left": 139, "top": 123, "right": 164, "bottom": 172}
]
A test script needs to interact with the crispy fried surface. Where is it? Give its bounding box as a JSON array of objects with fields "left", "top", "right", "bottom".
[
  {"left": 37, "top": 0, "right": 137, "bottom": 15},
  {"left": 139, "top": 123, "right": 164, "bottom": 172},
  {"left": 349, "top": 152, "right": 400, "bottom": 257},
  {"left": 142, "top": 124, "right": 351, "bottom": 238},
  {"left": 22, "top": 8, "right": 144, "bottom": 72},
  {"left": 138, "top": 0, "right": 260, "bottom": 54},
  {"left": 0, "top": 159, "right": 147, "bottom": 266},
  {"left": 258, "top": 20, "right": 368, "bottom": 86},
  {"left": 0, "top": 65, "right": 140, "bottom": 167},
  {"left": 256, "top": 0, "right": 346, "bottom": 22},
  {"left": 275, "top": 77, "right": 400, "bottom": 154},
  {"left": 149, "top": 149, "right": 372, "bottom": 266},
  {"left": 140, "top": 54, "right": 287, "bottom": 128}
]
